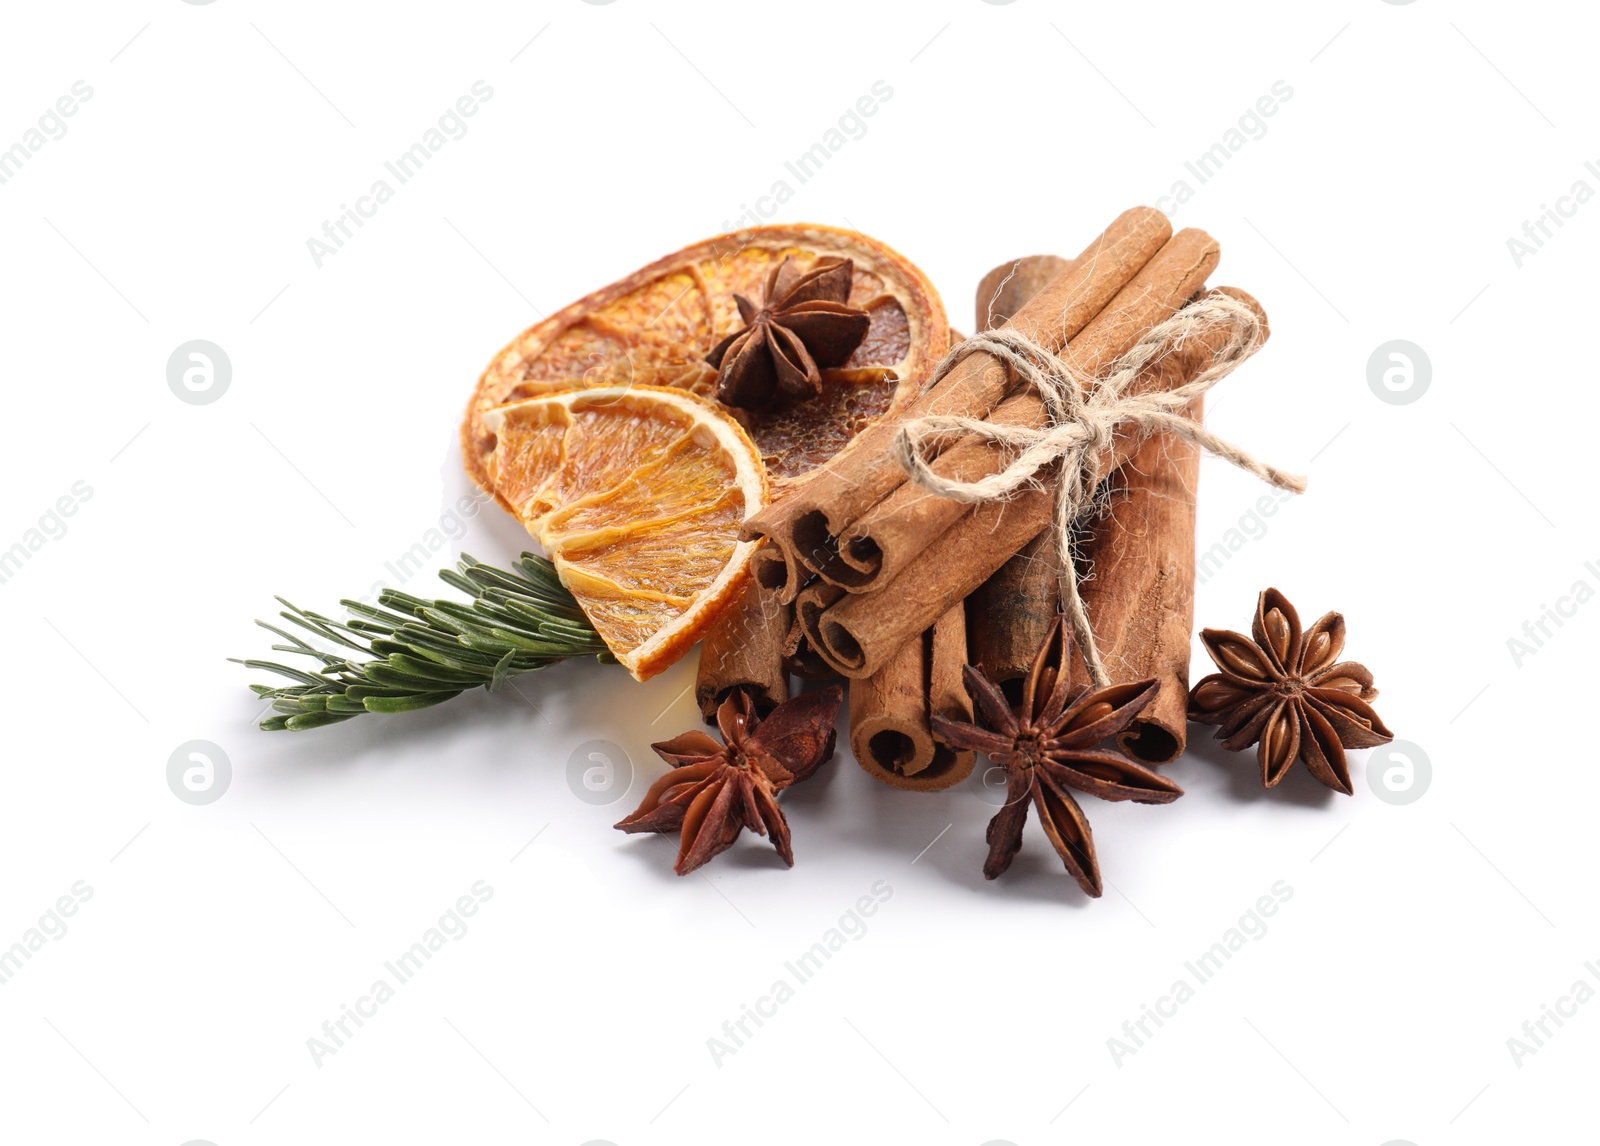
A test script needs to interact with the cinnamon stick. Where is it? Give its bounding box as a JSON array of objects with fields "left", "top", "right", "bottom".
[
  {"left": 1067, "top": 284, "right": 1270, "bottom": 764},
  {"left": 742, "top": 206, "right": 1171, "bottom": 598},
  {"left": 792, "top": 577, "right": 846, "bottom": 662},
  {"left": 749, "top": 543, "right": 794, "bottom": 597},
  {"left": 810, "top": 482, "right": 1050, "bottom": 678},
  {"left": 976, "top": 255, "right": 1069, "bottom": 330},
  {"left": 782, "top": 577, "right": 842, "bottom": 681},
  {"left": 830, "top": 228, "right": 1219, "bottom": 594},
  {"left": 849, "top": 604, "right": 975, "bottom": 791},
  {"left": 1067, "top": 405, "right": 1201, "bottom": 763},
  {"left": 966, "top": 500, "right": 1061, "bottom": 705},
  {"left": 809, "top": 278, "right": 1254, "bottom": 680},
  {"left": 695, "top": 565, "right": 790, "bottom": 720},
  {"left": 966, "top": 257, "right": 1066, "bottom": 700}
]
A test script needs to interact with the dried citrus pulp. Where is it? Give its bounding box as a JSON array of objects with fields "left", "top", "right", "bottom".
[
  {"left": 463, "top": 224, "right": 949, "bottom": 498},
  {"left": 479, "top": 386, "right": 767, "bottom": 681},
  {"left": 464, "top": 224, "right": 948, "bottom": 679}
]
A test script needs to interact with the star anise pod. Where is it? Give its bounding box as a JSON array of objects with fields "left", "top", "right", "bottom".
[
  {"left": 1189, "top": 588, "right": 1393, "bottom": 794},
  {"left": 615, "top": 685, "right": 841, "bottom": 875},
  {"left": 704, "top": 255, "right": 871, "bottom": 410},
  {"left": 932, "top": 617, "right": 1182, "bottom": 897}
]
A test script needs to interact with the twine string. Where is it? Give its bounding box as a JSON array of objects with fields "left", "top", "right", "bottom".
[{"left": 890, "top": 292, "right": 1307, "bottom": 687}]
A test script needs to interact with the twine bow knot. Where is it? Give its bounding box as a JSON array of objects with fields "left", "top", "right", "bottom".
[{"left": 890, "top": 292, "right": 1307, "bottom": 687}]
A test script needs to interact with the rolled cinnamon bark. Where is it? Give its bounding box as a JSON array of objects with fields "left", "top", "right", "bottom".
[
  {"left": 810, "top": 280, "right": 1256, "bottom": 680},
  {"left": 749, "top": 543, "right": 794, "bottom": 596},
  {"left": 810, "top": 484, "right": 1051, "bottom": 678},
  {"left": 695, "top": 565, "right": 791, "bottom": 720},
  {"left": 1066, "top": 284, "right": 1270, "bottom": 764},
  {"left": 792, "top": 578, "right": 845, "bottom": 660},
  {"left": 976, "top": 255, "right": 1069, "bottom": 331},
  {"left": 831, "top": 229, "right": 1219, "bottom": 593},
  {"left": 1066, "top": 403, "right": 1202, "bottom": 762},
  {"left": 849, "top": 604, "right": 975, "bottom": 791},
  {"left": 966, "top": 257, "right": 1067, "bottom": 702},
  {"left": 742, "top": 206, "right": 1171, "bottom": 598},
  {"left": 782, "top": 577, "right": 842, "bottom": 681},
  {"left": 967, "top": 519, "right": 1060, "bottom": 706}
]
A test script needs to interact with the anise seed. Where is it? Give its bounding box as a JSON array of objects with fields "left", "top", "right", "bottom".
[
  {"left": 1193, "top": 678, "right": 1249, "bottom": 710},
  {"left": 1302, "top": 631, "right": 1333, "bottom": 674},
  {"left": 1066, "top": 700, "right": 1115, "bottom": 732},
  {"left": 1215, "top": 637, "right": 1269, "bottom": 679},
  {"left": 1318, "top": 675, "right": 1363, "bottom": 694},
  {"left": 1264, "top": 608, "right": 1291, "bottom": 660},
  {"left": 1264, "top": 713, "right": 1295, "bottom": 772}
]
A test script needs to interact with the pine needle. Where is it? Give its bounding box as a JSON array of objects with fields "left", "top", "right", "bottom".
[{"left": 234, "top": 552, "right": 613, "bottom": 731}]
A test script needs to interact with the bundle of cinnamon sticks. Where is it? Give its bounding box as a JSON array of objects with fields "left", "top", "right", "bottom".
[{"left": 696, "top": 207, "right": 1270, "bottom": 789}]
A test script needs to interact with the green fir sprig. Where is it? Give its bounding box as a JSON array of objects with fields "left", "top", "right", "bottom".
[{"left": 236, "top": 552, "right": 613, "bottom": 731}]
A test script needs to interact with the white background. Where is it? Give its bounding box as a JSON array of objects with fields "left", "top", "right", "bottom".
[{"left": 0, "top": 1, "right": 1594, "bottom": 1143}]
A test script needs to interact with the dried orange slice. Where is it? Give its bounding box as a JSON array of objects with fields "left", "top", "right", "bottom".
[
  {"left": 462, "top": 224, "right": 949, "bottom": 506},
  {"left": 479, "top": 385, "right": 768, "bottom": 681}
]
